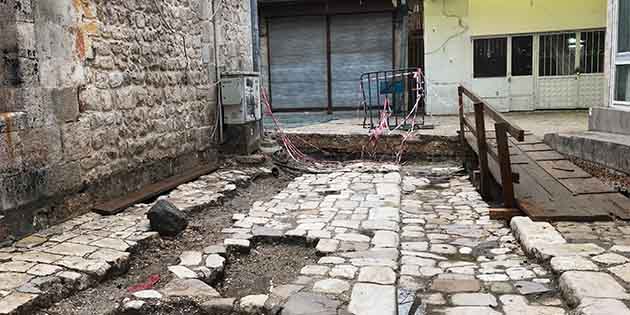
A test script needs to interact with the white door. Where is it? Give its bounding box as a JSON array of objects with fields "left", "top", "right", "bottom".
[
  {"left": 577, "top": 30, "right": 606, "bottom": 108},
  {"left": 471, "top": 37, "right": 510, "bottom": 112},
  {"left": 509, "top": 35, "right": 535, "bottom": 111},
  {"left": 536, "top": 32, "right": 579, "bottom": 109}
]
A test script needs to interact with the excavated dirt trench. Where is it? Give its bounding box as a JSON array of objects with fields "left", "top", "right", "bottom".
[{"left": 35, "top": 172, "right": 311, "bottom": 315}]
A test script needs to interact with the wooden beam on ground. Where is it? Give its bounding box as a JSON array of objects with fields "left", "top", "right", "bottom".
[
  {"left": 93, "top": 165, "right": 218, "bottom": 215},
  {"left": 489, "top": 208, "right": 524, "bottom": 220}
]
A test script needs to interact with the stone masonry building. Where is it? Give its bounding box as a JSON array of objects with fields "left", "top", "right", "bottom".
[{"left": 0, "top": 0, "right": 254, "bottom": 242}]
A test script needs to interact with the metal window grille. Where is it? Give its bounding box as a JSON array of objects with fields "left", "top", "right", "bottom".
[
  {"left": 539, "top": 33, "right": 576, "bottom": 76},
  {"left": 580, "top": 30, "right": 605, "bottom": 74}
]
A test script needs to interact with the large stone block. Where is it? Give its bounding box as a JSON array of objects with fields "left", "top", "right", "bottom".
[{"left": 51, "top": 87, "right": 79, "bottom": 122}]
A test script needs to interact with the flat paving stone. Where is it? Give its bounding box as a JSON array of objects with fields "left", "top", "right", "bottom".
[
  {"left": 161, "top": 279, "right": 221, "bottom": 298},
  {"left": 27, "top": 264, "right": 63, "bottom": 277},
  {"left": 330, "top": 265, "right": 357, "bottom": 279},
  {"left": 348, "top": 283, "right": 396, "bottom": 315},
  {"left": 575, "top": 298, "right": 630, "bottom": 315},
  {"left": 372, "top": 231, "right": 400, "bottom": 248},
  {"left": 168, "top": 265, "right": 198, "bottom": 279},
  {"left": 592, "top": 253, "right": 629, "bottom": 265},
  {"left": 46, "top": 242, "right": 99, "bottom": 257},
  {"left": 559, "top": 271, "right": 630, "bottom": 306},
  {"left": 133, "top": 290, "right": 162, "bottom": 299},
  {"left": 0, "top": 292, "right": 38, "bottom": 314},
  {"left": 434, "top": 306, "right": 502, "bottom": 315},
  {"left": 0, "top": 273, "right": 33, "bottom": 291},
  {"left": 205, "top": 254, "right": 225, "bottom": 269},
  {"left": 316, "top": 239, "right": 340, "bottom": 253},
  {"left": 431, "top": 279, "right": 481, "bottom": 293},
  {"left": 179, "top": 251, "right": 203, "bottom": 266},
  {"left": 281, "top": 292, "right": 339, "bottom": 315},
  {"left": 550, "top": 256, "right": 599, "bottom": 272},
  {"left": 357, "top": 266, "right": 396, "bottom": 285},
  {"left": 56, "top": 256, "right": 110, "bottom": 277},
  {"left": 313, "top": 278, "right": 350, "bottom": 294},
  {"left": 300, "top": 265, "right": 330, "bottom": 276},
  {"left": 537, "top": 243, "right": 605, "bottom": 260},
  {"left": 514, "top": 281, "right": 551, "bottom": 295},
  {"left": 450, "top": 293, "right": 498, "bottom": 307}
]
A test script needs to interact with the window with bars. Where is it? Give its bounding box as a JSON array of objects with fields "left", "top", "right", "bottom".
[
  {"left": 539, "top": 33, "right": 576, "bottom": 76},
  {"left": 473, "top": 38, "right": 507, "bottom": 78},
  {"left": 615, "top": 0, "right": 630, "bottom": 103},
  {"left": 580, "top": 30, "right": 605, "bottom": 74}
]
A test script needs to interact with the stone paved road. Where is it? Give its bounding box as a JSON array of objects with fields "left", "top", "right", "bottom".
[
  {"left": 5, "top": 161, "right": 630, "bottom": 315},
  {"left": 210, "top": 163, "right": 573, "bottom": 315}
]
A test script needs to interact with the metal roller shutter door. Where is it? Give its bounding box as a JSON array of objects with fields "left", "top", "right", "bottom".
[
  {"left": 269, "top": 16, "right": 327, "bottom": 110},
  {"left": 330, "top": 13, "right": 393, "bottom": 108}
]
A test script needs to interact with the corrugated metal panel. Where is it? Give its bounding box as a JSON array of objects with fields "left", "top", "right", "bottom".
[
  {"left": 269, "top": 16, "right": 327, "bottom": 110},
  {"left": 330, "top": 13, "right": 393, "bottom": 107}
]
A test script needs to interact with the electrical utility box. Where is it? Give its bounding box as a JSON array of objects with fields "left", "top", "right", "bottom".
[
  {"left": 221, "top": 73, "right": 261, "bottom": 124},
  {"left": 220, "top": 72, "right": 263, "bottom": 155}
]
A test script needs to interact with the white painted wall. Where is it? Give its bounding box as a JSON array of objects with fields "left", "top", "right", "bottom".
[
  {"left": 423, "top": 0, "right": 607, "bottom": 115},
  {"left": 423, "top": 0, "right": 471, "bottom": 115}
]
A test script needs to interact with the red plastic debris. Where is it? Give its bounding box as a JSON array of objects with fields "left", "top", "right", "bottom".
[{"left": 127, "top": 274, "right": 161, "bottom": 293}]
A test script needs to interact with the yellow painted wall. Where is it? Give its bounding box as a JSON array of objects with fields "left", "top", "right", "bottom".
[{"left": 469, "top": 0, "right": 607, "bottom": 36}]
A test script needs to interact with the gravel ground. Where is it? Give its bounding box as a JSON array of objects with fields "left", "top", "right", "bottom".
[
  {"left": 218, "top": 242, "right": 318, "bottom": 298},
  {"left": 36, "top": 173, "right": 294, "bottom": 315},
  {"left": 570, "top": 157, "right": 630, "bottom": 196}
]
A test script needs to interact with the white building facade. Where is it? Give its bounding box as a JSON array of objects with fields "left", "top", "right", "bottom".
[{"left": 424, "top": 0, "right": 607, "bottom": 115}]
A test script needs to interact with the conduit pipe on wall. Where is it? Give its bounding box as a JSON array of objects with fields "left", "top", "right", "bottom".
[{"left": 212, "top": 0, "right": 224, "bottom": 144}]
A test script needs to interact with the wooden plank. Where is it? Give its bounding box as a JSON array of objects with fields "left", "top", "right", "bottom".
[
  {"left": 489, "top": 208, "right": 524, "bottom": 220},
  {"left": 539, "top": 160, "right": 592, "bottom": 179},
  {"left": 560, "top": 178, "right": 617, "bottom": 195},
  {"left": 474, "top": 103, "right": 491, "bottom": 199},
  {"left": 519, "top": 143, "right": 553, "bottom": 152},
  {"left": 585, "top": 193, "right": 630, "bottom": 220},
  {"left": 496, "top": 122, "right": 515, "bottom": 208},
  {"left": 93, "top": 165, "right": 218, "bottom": 215},
  {"left": 527, "top": 151, "right": 566, "bottom": 161}
]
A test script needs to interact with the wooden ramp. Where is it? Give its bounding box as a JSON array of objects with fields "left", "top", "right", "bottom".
[{"left": 459, "top": 86, "right": 630, "bottom": 221}]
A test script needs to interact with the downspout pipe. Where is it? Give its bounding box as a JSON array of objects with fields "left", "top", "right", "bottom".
[
  {"left": 212, "top": 0, "right": 224, "bottom": 144},
  {"left": 251, "top": 0, "right": 260, "bottom": 72}
]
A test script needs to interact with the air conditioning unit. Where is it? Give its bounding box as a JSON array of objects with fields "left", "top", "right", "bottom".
[{"left": 221, "top": 72, "right": 261, "bottom": 125}]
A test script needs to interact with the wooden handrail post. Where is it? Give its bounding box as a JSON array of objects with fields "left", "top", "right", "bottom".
[
  {"left": 458, "top": 86, "right": 465, "bottom": 143},
  {"left": 473, "top": 102, "right": 490, "bottom": 199},
  {"left": 495, "top": 122, "right": 516, "bottom": 208}
]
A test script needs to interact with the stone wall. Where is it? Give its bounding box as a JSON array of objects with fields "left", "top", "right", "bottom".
[{"left": 0, "top": 0, "right": 254, "bottom": 242}]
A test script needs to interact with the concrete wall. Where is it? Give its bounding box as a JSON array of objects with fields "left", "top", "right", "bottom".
[
  {"left": 423, "top": 0, "right": 471, "bottom": 115},
  {"left": 588, "top": 0, "right": 630, "bottom": 133},
  {"left": 423, "top": 0, "right": 607, "bottom": 115},
  {"left": 0, "top": 0, "right": 253, "bottom": 242}
]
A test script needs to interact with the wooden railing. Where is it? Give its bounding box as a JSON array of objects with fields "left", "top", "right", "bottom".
[{"left": 458, "top": 85, "right": 525, "bottom": 208}]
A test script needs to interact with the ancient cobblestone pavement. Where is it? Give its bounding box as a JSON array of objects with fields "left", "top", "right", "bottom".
[
  {"left": 4, "top": 162, "right": 630, "bottom": 315},
  {"left": 148, "top": 163, "right": 576, "bottom": 315},
  {"left": 0, "top": 167, "right": 272, "bottom": 314}
]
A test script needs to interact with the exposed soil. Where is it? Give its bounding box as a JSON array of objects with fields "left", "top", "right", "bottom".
[
  {"left": 218, "top": 242, "right": 318, "bottom": 298},
  {"left": 570, "top": 157, "right": 630, "bottom": 197},
  {"left": 36, "top": 172, "right": 294, "bottom": 315}
]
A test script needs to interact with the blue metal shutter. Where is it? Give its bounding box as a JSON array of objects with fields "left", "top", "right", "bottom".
[
  {"left": 269, "top": 16, "right": 327, "bottom": 110},
  {"left": 330, "top": 13, "right": 393, "bottom": 108}
]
